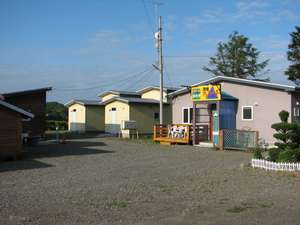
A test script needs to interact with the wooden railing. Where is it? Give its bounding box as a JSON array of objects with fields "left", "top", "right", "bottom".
[{"left": 153, "top": 124, "right": 191, "bottom": 144}]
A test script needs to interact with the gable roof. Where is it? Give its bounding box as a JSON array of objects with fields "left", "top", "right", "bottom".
[
  {"left": 137, "top": 86, "right": 179, "bottom": 94},
  {"left": 169, "top": 76, "right": 297, "bottom": 98},
  {"left": 0, "top": 100, "right": 34, "bottom": 118},
  {"left": 98, "top": 90, "right": 140, "bottom": 98},
  {"left": 101, "top": 97, "right": 169, "bottom": 105},
  {"left": 65, "top": 99, "right": 103, "bottom": 107},
  {"left": 2, "top": 87, "right": 52, "bottom": 97}
]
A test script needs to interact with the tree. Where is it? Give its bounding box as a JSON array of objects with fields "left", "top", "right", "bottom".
[
  {"left": 269, "top": 110, "right": 300, "bottom": 162},
  {"left": 285, "top": 26, "right": 300, "bottom": 85},
  {"left": 271, "top": 110, "right": 298, "bottom": 150},
  {"left": 203, "top": 31, "right": 269, "bottom": 80},
  {"left": 46, "top": 102, "right": 67, "bottom": 121}
]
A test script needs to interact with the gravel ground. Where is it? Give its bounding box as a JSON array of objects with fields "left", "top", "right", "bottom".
[{"left": 0, "top": 137, "right": 300, "bottom": 225}]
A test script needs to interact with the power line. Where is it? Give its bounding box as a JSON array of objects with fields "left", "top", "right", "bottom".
[
  {"left": 54, "top": 67, "right": 154, "bottom": 92},
  {"left": 125, "top": 68, "right": 155, "bottom": 90},
  {"left": 141, "top": 0, "right": 155, "bottom": 33}
]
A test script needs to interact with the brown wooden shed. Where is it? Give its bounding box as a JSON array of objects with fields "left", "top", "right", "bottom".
[
  {"left": 3, "top": 87, "right": 52, "bottom": 140},
  {"left": 0, "top": 100, "right": 34, "bottom": 160}
]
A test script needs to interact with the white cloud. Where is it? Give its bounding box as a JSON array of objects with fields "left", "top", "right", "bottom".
[
  {"left": 236, "top": 0, "right": 269, "bottom": 13},
  {"left": 184, "top": 8, "right": 226, "bottom": 32},
  {"left": 253, "top": 35, "right": 289, "bottom": 50},
  {"left": 183, "top": 0, "right": 299, "bottom": 32}
]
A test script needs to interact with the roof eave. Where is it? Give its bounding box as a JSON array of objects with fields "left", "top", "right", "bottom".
[
  {"left": 3, "top": 87, "right": 52, "bottom": 97},
  {"left": 0, "top": 100, "right": 34, "bottom": 118}
]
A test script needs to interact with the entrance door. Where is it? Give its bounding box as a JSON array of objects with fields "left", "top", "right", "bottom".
[
  {"left": 110, "top": 107, "right": 118, "bottom": 134},
  {"left": 70, "top": 109, "right": 77, "bottom": 131}
]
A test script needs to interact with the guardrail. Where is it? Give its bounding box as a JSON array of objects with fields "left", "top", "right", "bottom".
[{"left": 251, "top": 159, "right": 300, "bottom": 172}]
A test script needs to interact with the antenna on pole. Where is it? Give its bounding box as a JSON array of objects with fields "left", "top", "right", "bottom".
[
  {"left": 153, "top": 2, "right": 164, "bottom": 125},
  {"left": 154, "top": 16, "right": 164, "bottom": 125}
]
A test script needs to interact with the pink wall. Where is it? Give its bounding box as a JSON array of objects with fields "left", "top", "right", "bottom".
[
  {"left": 172, "top": 92, "right": 193, "bottom": 124},
  {"left": 221, "top": 82, "right": 292, "bottom": 144}
]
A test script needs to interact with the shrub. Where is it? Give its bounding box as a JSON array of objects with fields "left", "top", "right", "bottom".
[
  {"left": 253, "top": 148, "right": 263, "bottom": 159},
  {"left": 268, "top": 148, "right": 281, "bottom": 162},
  {"left": 279, "top": 110, "right": 289, "bottom": 122},
  {"left": 269, "top": 110, "right": 300, "bottom": 162},
  {"left": 271, "top": 110, "right": 299, "bottom": 149},
  {"left": 46, "top": 120, "right": 68, "bottom": 131},
  {"left": 277, "top": 148, "right": 300, "bottom": 163}
]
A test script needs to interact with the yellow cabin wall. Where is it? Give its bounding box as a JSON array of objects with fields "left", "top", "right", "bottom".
[
  {"left": 68, "top": 103, "right": 86, "bottom": 132},
  {"left": 101, "top": 93, "right": 119, "bottom": 102},
  {"left": 86, "top": 106, "right": 105, "bottom": 131},
  {"left": 141, "top": 89, "right": 168, "bottom": 102},
  {"left": 105, "top": 101, "right": 130, "bottom": 133}
]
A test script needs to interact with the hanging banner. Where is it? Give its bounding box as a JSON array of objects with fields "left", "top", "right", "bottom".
[{"left": 191, "top": 84, "right": 221, "bottom": 101}]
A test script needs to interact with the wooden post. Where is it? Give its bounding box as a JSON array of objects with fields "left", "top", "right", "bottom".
[
  {"left": 192, "top": 102, "right": 196, "bottom": 145},
  {"left": 255, "top": 131, "right": 259, "bottom": 148},
  {"left": 220, "top": 130, "right": 224, "bottom": 150}
]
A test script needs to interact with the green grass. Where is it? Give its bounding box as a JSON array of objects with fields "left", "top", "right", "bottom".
[
  {"left": 226, "top": 206, "right": 247, "bottom": 213},
  {"left": 107, "top": 200, "right": 128, "bottom": 209},
  {"left": 258, "top": 202, "right": 273, "bottom": 208},
  {"left": 226, "top": 201, "right": 273, "bottom": 213},
  {"left": 159, "top": 184, "right": 173, "bottom": 193}
]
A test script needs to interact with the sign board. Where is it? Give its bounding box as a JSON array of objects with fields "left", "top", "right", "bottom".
[
  {"left": 191, "top": 84, "right": 221, "bottom": 102},
  {"left": 121, "top": 120, "right": 137, "bottom": 130}
]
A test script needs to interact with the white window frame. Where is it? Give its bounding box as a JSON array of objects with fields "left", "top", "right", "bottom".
[
  {"left": 242, "top": 106, "right": 253, "bottom": 121},
  {"left": 182, "top": 107, "right": 192, "bottom": 124}
]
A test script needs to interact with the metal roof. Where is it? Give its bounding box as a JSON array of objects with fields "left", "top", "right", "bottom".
[
  {"left": 137, "top": 86, "right": 179, "bottom": 94},
  {"left": 2, "top": 87, "right": 52, "bottom": 97},
  {"left": 0, "top": 100, "right": 34, "bottom": 118},
  {"left": 98, "top": 90, "right": 140, "bottom": 97},
  {"left": 169, "top": 76, "right": 297, "bottom": 98},
  {"left": 101, "top": 97, "right": 169, "bottom": 105},
  {"left": 65, "top": 99, "right": 104, "bottom": 107}
]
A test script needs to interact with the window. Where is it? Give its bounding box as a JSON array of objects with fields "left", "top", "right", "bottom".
[
  {"left": 111, "top": 107, "right": 116, "bottom": 111},
  {"left": 242, "top": 106, "right": 253, "bottom": 120},
  {"left": 154, "top": 112, "right": 159, "bottom": 120},
  {"left": 183, "top": 107, "right": 193, "bottom": 124}
]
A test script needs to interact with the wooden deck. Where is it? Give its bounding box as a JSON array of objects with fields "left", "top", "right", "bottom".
[{"left": 153, "top": 124, "right": 191, "bottom": 145}]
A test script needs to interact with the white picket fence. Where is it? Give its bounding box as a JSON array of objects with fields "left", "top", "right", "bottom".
[{"left": 251, "top": 159, "right": 300, "bottom": 172}]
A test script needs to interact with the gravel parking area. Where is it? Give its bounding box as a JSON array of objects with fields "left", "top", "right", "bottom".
[{"left": 1, "top": 137, "right": 300, "bottom": 225}]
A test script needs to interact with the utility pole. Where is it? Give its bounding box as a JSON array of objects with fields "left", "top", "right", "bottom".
[{"left": 158, "top": 16, "right": 164, "bottom": 125}]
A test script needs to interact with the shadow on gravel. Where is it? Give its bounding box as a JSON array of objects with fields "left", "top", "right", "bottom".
[
  {"left": 44, "top": 132, "right": 114, "bottom": 140},
  {"left": 0, "top": 159, "right": 53, "bottom": 173},
  {"left": 0, "top": 140, "right": 113, "bottom": 173},
  {"left": 24, "top": 140, "right": 112, "bottom": 159}
]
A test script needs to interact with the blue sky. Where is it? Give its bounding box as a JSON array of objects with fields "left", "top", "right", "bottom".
[{"left": 0, "top": 0, "right": 299, "bottom": 103}]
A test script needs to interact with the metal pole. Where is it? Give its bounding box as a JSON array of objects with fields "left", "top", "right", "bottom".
[{"left": 159, "top": 16, "right": 164, "bottom": 125}]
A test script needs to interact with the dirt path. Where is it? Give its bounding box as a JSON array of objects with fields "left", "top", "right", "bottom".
[{"left": 0, "top": 137, "right": 300, "bottom": 225}]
